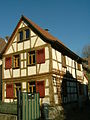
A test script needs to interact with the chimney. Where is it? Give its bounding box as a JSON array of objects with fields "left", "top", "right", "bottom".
[
  {"left": 44, "top": 29, "right": 49, "bottom": 32},
  {"left": 5, "top": 36, "right": 10, "bottom": 42}
]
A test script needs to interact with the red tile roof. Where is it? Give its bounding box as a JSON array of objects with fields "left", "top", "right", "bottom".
[{"left": 2, "top": 15, "right": 83, "bottom": 62}]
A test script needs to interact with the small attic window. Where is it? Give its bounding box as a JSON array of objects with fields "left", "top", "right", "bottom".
[
  {"left": 25, "top": 29, "right": 30, "bottom": 39},
  {"left": 19, "top": 31, "right": 23, "bottom": 41},
  {"left": 18, "top": 27, "right": 30, "bottom": 42}
]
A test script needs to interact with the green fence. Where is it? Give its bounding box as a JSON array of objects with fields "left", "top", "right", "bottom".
[{"left": 17, "top": 92, "right": 40, "bottom": 120}]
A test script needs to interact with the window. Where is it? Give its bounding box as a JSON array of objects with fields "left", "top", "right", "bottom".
[
  {"left": 18, "top": 28, "right": 30, "bottom": 41},
  {"left": 14, "top": 83, "right": 21, "bottom": 98},
  {"left": 25, "top": 29, "right": 30, "bottom": 39},
  {"left": 28, "top": 51, "right": 35, "bottom": 65},
  {"left": 28, "top": 81, "right": 36, "bottom": 93},
  {"left": 6, "top": 84, "right": 14, "bottom": 98},
  {"left": 61, "top": 80, "right": 78, "bottom": 103},
  {"left": 78, "top": 83, "right": 83, "bottom": 95},
  {"left": 61, "top": 80, "right": 67, "bottom": 97},
  {"left": 5, "top": 57, "right": 12, "bottom": 69},
  {"left": 19, "top": 31, "right": 23, "bottom": 41},
  {"left": 13, "top": 55, "right": 20, "bottom": 68},
  {"left": 62, "top": 54, "right": 66, "bottom": 67},
  {"left": 36, "top": 48, "right": 45, "bottom": 64}
]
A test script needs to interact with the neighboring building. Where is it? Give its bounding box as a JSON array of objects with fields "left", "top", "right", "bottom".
[
  {"left": 0, "top": 38, "right": 6, "bottom": 100},
  {"left": 2, "top": 16, "right": 88, "bottom": 105}
]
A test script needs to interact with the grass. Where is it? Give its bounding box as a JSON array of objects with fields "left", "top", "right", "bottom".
[{"left": 0, "top": 101, "right": 17, "bottom": 115}]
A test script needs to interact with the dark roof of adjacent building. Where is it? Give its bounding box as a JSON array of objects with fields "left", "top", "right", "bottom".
[
  {"left": 0, "top": 38, "right": 6, "bottom": 57},
  {"left": 2, "top": 15, "right": 83, "bottom": 62}
]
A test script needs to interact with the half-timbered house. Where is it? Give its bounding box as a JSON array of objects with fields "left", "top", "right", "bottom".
[{"left": 2, "top": 16, "right": 88, "bottom": 105}]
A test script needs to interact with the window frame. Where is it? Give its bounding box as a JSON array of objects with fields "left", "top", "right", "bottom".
[
  {"left": 28, "top": 81, "right": 36, "bottom": 93},
  {"left": 25, "top": 29, "right": 30, "bottom": 39},
  {"left": 27, "top": 50, "right": 36, "bottom": 66},
  {"left": 13, "top": 54, "right": 20, "bottom": 69},
  {"left": 18, "top": 27, "right": 30, "bottom": 42},
  {"left": 14, "top": 83, "right": 22, "bottom": 98},
  {"left": 19, "top": 31, "right": 23, "bottom": 41}
]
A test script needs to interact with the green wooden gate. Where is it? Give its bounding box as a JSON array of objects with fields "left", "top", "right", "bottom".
[{"left": 17, "top": 92, "right": 40, "bottom": 120}]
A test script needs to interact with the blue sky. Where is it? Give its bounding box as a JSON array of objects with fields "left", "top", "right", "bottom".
[{"left": 0, "top": 0, "right": 90, "bottom": 56}]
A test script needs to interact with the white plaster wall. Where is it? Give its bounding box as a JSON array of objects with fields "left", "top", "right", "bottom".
[
  {"left": 24, "top": 61, "right": 26, "bottom": 67},
  {"left": 21, "top": 53, "right": 23, "bottom": 60},
  {"left": 83, "top": 76, "right": 88, "bottom": 85},
  {"left": 0, "top": 60, "right": 2, "bottom": 65},
  {"left": 66, "top": 56, "right": 68, "bottom": 66},
  {"left": 77, "top": 70, "right": 83, "bottom": 77},
  {"left": 31, "top": 36, "right": 37, "bottom": 48},
  {"left": 45, "top": 47, "right": 49, "bottom": 59},
  {"left": 52, "top": 60, "right": 58, "bottom": 70},
  {"left": 24, "top": 40, "right": 30, "bottom": 49},
  {"left": 52, "top": 48, "right": 56, "bottom": 60},
  {"left": 57, "top": 51, "right": 61, "bottom": 62},
  {"left": 4, "top": 99, "right": 13, "bottom": 103},
  {"left": 72, "top": 69, "right": 76, "bottom": 78},
  {"left": 13, "top": 69, "right": 20, "bottom": 77},
  {"left": 28, "top": 66, "right": 36, "bottom": 76},
  {"left": 6, "top": 46, "right": 13, "bottom": 54},
  {"left": 45, "top": 79, "right": 49, "bottom": 87},
  {"left": 52, "top": 48, "right": 61, "bottom": 62},
  {"left": 4, "top": 69, "right": 12, "bottom": 78},
  {"left": 53, "top": 86, "right": 57, "bottom": 93},
  {"left": 31, "top": 36, "right": 46, "bottom": 48},
  {"left": 21, "top": 69, "right": 26, "bottom": 76},
  {"left": 31, "top": 30, "right": 36, "bottom": 36},
  {"left": 18, "top": 43, "right": 23, "bottom": 51},
  {"left": 13, "top": 36, "right": 17, "bottom": 42},
  {"left": 37, "top": 60, "right": 49, "bottom": 73},
  {"left": 35, "top": 37, "right": 46, "bottom": 47},
  {"left": 42, "top": 97, "right": 50, "bottom": 104},
  {"left": 21, "top": 61, "right": 23, "bottom": 68},
  {"left": 67, "top": 67, "right": 72, "bottom": 74},
  {"left": 12, "top": 43, "right": 17, "bottom": 52},
  {"left": 45, "top": 88, "right": 49, "bottom": 96},
  {"left": 54, "top": 94, "right": 58, "bottom": 104},
  {"left": 72, "top": 60, "right": 75, "bottom": 68},
  {"left": 19, "top": 21, "right": 27, "bottom": 28},
  {"left": 24, "top": 53, "right": 26, "bottom": 59},
  {"left": 22, "top": 82, "right": 26, "bottom": 89}
]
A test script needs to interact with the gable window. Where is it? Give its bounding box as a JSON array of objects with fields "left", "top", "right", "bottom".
[
  {"left": 25, "top": 29, "right": 30, "bottom": 39},
  {"left": 5, "top": 57, "right": 12, "bottom": 69},
  {"left": 36, "top": 48, "right": 45, "bottom": 64},
  {"left": 14, "top": 83, "right": 22, "bottom": 98},
  {"left": 62, "top": 54, "right": 66, "bottom": 67},
  {"left": 19, "top": 31, "right": 23, "bottom": 41},
  {"left": 28, "top": 81, "right": 36, "bottom": 93},
  {"left": 18, "top": 27, "right": 30, "bottom": 41},
  {"left": 28, "top": 51, "right": 35, "bottom": 65},
  {"left": 13, "top": 55, "right": 20, "bottom": 68}
]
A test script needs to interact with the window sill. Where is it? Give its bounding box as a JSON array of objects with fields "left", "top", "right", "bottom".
[
  {"left": 5, "top": 67, "right": 12, "bottom": 70},
  {"left": 27, "top": 64, "right": 36, "bottom": 66},
  {"left": 13, "top": 67, "right": 20, "bottom": 69},
  {"left": 17, "top": 38, "right": 30, "bottom": 43}
]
